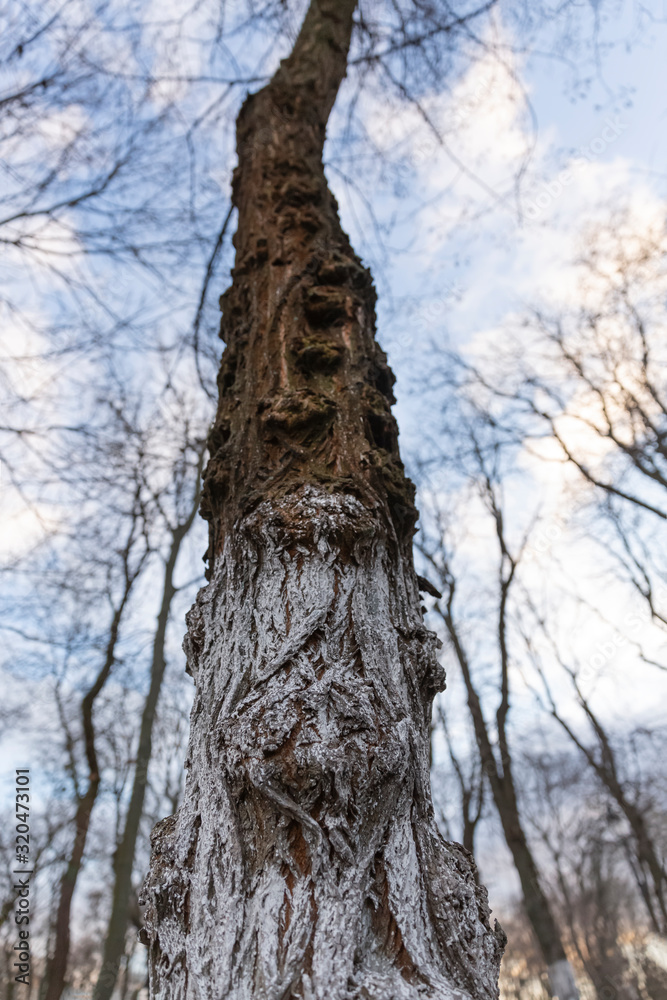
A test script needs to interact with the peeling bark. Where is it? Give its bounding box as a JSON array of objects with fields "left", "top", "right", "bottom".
[{"left": 142, "top": 2, "right": 504, "bottom": 996}]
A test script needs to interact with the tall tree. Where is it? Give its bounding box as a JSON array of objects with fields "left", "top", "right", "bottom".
[
  {"left": 141, "top": 2, "right": 505, "bottom": 997},
  {"left": 94, "top": 451, "right": 202, "bottom": 1000},
  {"left": 419, "top": 463, "right": 580, "bottom": 1000},
  {"left": 44, "top": 504, "right": 150, "bottom": 1000}
]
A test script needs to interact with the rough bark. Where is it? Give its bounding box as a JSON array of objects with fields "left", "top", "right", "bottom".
[
  {"left": 141, "top": 2, "right": 505, "bottom": 997},
  {"left": 94, "top": 483, "right": 200, "bottom": 1000}
]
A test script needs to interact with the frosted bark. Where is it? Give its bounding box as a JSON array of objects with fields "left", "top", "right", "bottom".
[{"left": 142, "top": 488, "right": 504, "bottom": 998}]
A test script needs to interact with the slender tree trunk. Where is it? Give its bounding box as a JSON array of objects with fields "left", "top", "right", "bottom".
[
  {"left": 44, "top": 604, "right": 125, "bottom": 1000},
  {"left": 141, "top": 2, "right": 505, "bottom": 997},
  {"left": 547, "top": 696, "right": 667, "bottom": 934},
  {"left": 491, "top": 781, "right": 577, "bottom": 1000},
  {"left": 439, "top": 605, "right": 579, "bottom": 1000},
  {"left": 95, "top": 492, "right": 199, "bottom": 1000}
]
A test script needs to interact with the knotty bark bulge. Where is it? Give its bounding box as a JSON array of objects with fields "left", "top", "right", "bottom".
[{"left": 142, "top": 2, "right": 505, "bottom": 997}]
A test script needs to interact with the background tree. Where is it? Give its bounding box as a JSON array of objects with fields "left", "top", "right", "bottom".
[
  {"left": 521, "top": 748, "right": 645, "bottom": 1000},
  {"left": 527, "top": 630, "right": 667, "bottom": 936},
  {"left": 414, "top": 199, "right": 667, "bottom": 999},
  {"left": 418, "top": 447, "right": 580, "bottom": 1000},
  {"left": 95, "top": 441, "right": 203, "bottom": 1000},
  {"left": 44, "top": 505, "right": 150, "bottom": 1000},
  {"left": 439, "top": 207, "right": 667, "bottom": 648}
]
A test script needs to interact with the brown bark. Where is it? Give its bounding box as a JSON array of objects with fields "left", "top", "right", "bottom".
[
  {"left": 199, "top": 0, "right": 419, "bottom": 569},
  {"left": 141, "top": 1, "right": 504, "bottom": 997}
]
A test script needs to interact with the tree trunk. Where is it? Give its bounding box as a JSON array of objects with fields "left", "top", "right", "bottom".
[
  {"left": 141, "top": 1, "right": 505, "bottom": 998},
  {"left": 438, "top": 604, "right": 579, "bottom": 1000},
  {"left": 95, "top": 492, "right": 199, "bottom": 1000},
  {"left": 44, "top": 605, "right": 125, "bottom": 1000},
  {"left": 492, "top": 786, "right": 578, "bottom": 1000}
]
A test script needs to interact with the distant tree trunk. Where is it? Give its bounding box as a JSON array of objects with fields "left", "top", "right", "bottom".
[
  {"left": 44, "top": 604, "right": 126, "bottom": 1000},
  {"left": 431, "top": 570, "right": 579, "bottom": 1000},
  {"left": 43, "top": 510, "right": 147, "bottom": 1000},
  {"left": 457, "top": 652, "right": 577, "bottom": 999},
  {"left": 543, "top": 681, "right": 667, "bottom": 935},
  {"left": 94, "top": 484, "right": 200, "bottom": 1000},
  {"left": 141, "top": 1, "right": 505, "bottom": 997}
]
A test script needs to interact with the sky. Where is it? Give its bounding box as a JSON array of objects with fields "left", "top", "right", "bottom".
[{"left": 353, "top": 4, "right": 667, "bottom": 380}]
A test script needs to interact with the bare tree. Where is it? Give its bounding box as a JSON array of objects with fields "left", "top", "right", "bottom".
[
  {"left": 418, "top": 447, "right": 580, "bottom": 1000},
  {"left": 412, "top": 203, "right": 667, "bottom": 994},
  {"left": 44, "top": 499, "right": 151, "bottom": 1000},
  {"left": 521, "top": 748, "right": 645, "bottom": 1000},
  {"left": 527, "top": 636, "right": 667, "bottom": 936},
  {"left": 440, "top": 209, "right": 667, "bottom": 643},
  {"left": 94, "top": 443, "right": 203, "bottom": 1000},
  {"left": 141, "top": 2, "right": 508, "bottom": 997}
]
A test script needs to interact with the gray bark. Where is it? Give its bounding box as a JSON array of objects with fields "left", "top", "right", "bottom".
[{"left": 143, "top": 489, "right": 504, "bottom": 997}]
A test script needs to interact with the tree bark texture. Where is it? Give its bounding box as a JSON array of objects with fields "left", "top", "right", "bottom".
[{"left": 141, "top": 2, "right": 505, "bottom": 997}]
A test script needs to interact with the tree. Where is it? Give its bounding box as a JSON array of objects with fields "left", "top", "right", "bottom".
[
  {"left": 418, "top": 451, "right": 580, "bottom": 1000},
  {"left": 95, "top": 445, "right": 203, "bottom": 1000},
  {"left": 521, "top": 748, "right": 644, "bottom": 1000},
  {"left": 442, "top": 208, "right": 667, "bottom": 645},
  {"left": 141, "top": 2, "right": 505, "bottom": 997},
  {"left": 408, "top": 197, "right": 667, "bottom": 1000},
  {"left": 528, "top": 637, "right": 667, "bottom": 936},
  {"left": 1, "top": 381, "right": 207, "bottom": 1000},
  {"left": 422, "top": 201, "right": 667, "bottom": 933},
  {"left": 44, "top": 495, "right": 151, "bottom": 1000}
]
